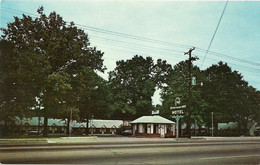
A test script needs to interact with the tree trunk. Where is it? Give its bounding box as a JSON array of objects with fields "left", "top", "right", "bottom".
[
  {"left": 86, "top": 118, "right": 89, "bottom": 135},
  {"left": 198, "top": 125, "right": 202, "bottom": 135},
  {"left": 238, "top": 118, "right": 242, "bottom": 136},
  {"left": 67, "top": 117, "right": 70, "bottom": 136},
  {"left": 214, "top": 121, "right": 218, "bottom": 136},
  {"left": 4, "top": 121, "right": 7, "bottom": 137},
  {"left": 243, "top": 117, "right": 248, "bottom": 136},
  {"left": 43, "top": 116, "right": 48, "bottom": 137}
]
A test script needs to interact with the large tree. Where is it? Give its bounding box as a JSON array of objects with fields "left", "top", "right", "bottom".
[
  {"left": 74, "top": 68, "right": 110, "bottom": 134},
  {"left": 161, "top": 61, "right": 259, "bottom": 136},
  {"left": 108, "top": 55, "right": 172, "bottom": 120},
  {"left": 235, "top": 85, "right": 260, "bottom": 134},
  {"left": 0, "top": 7, "right": 105, "bottom": 136},
  {"left": 0, "top": 40, "right": 36, "bottom": 123},
  {"left": 201, "top": 61, "right": 257, "bottom": 135}
]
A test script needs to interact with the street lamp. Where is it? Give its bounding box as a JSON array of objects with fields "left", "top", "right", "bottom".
[{"left": 190, "top": 79, "right": 203, "bottom": 91}]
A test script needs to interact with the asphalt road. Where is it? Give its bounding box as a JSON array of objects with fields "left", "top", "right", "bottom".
[{"left": 0, "top": 140, "right": 259, "bottom": 164}]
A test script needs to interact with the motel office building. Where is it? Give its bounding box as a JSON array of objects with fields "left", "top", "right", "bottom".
[{"left": 131, "top": 115, "right": 176, "bottom": 138}]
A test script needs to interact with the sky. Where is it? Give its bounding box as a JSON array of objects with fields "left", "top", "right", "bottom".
[{"left": 1, "top": 0, "right": 260, "bottom": 105}]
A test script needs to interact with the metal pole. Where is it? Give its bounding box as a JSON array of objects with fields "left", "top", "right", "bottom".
[
  {"left": 176, "top": 117, "right": 179, "bottom": 139},
  {"left": 211, "top": 112, "right": 214, "bottom": 137},
  {"left": 173, "top": 116, "right": 183, "bottom": 140},
  {"left": 91, "top": 115, "right": 94, "bottom": 135}
]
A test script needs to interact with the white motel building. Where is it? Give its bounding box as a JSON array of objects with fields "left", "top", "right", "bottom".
[{"left": 131, "top": 115, "right": 176, "bottom": 138}]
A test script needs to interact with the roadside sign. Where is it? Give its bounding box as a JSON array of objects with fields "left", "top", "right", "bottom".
[
  {"left": 170, "top": 105, "right": 186, "bottom": 110},
  {"left": 152, "top": 110, "right": 159, "bottom": 115},
  {"left": 172, "top": 110, "right": 184, "bottom": 115},
  {"left": 171, "top": 97, "right": 186, "bottom": 139},
  {"left": 175, "top": 97, "right": 181, "bottom": 106}
]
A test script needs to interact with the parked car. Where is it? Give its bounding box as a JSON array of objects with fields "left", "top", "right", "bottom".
[
  {"left": 28, "top": 129, "right": 41, "bottom": 135},
  {"left": 121, "top": 129, "right": 132, "bottom": 136}
]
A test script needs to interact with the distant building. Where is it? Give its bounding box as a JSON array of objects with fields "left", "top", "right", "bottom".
[
  {"left": 131, "top": 115, "right": 175, "bottom": 138},
  {"left": 87, "top": 119, "right": 125, "bottom": 135},
  {"left": 0, "top": 117, "right": 129, "bottom": 136},
  {"left": 5, "top": 117, "right": 67, "bottom": 135}
]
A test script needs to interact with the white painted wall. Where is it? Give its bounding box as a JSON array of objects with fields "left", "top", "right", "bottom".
[
  {"left": 172, "top": 124, "right": 175, "bottom": 136},
  {"left": 138, "top": 124, "right": 144, "bottom": 133}
]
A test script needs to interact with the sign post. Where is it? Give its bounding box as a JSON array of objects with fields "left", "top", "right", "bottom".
[{"left": 172, "top": 115, "right": 183, "bottom": 139}]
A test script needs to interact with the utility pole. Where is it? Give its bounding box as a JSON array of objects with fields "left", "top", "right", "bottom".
[{"left": 184, "top": 47, "right": 198, "bottom": 138}]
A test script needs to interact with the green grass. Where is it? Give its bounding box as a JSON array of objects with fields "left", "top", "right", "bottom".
[{"left": 0, "top": 138, "right": 48, "bottom": 144}]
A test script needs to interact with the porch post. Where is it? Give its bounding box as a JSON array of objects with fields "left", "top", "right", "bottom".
[
  {"left": 151, "top": 124, "right": 154, "bottom": 134},
  {"left": 133, "top": 124, "right": 135, "bottom": 136}
]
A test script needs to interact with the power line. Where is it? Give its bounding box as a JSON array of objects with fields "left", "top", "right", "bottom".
[
  {"left": 94, "top": 37, "right": 260, "bottom": 73},
  {"left": 1, "top": 18, "right": 259, "bottom": 75},
  {"left": 194, "top": 53, "right": 260, "bottom": 72},
  {"left": 197, "top": 48, "right": 260, "bottom": 67},
  {"left": 76, "top": 24, "right": 260, "bottom": 67},
  {"left": 89, "top": 35, "right": 185, "bottom": 57},
  {"left": 90, "top": 36, "right": 260, "bottom": 73},
  {"left": 76, "top": 24, "right": 191, "bottom": 49},
  {"left": 201, "top": 0, "right": 229, "bottom": 67},
  {"left": 99, "top": 44, "right": 186, "bottom": 62},
  {"left": 89, "top": 35, "right": 260, "bottom": 71},
  {"left": 1, "top": 6, "right": 259, "bottom": 67},
  {"left": 1, "top": 7, "right": 192, "bottom": 49},
  {"left": 1, "top": 7, "right": 39, "bottom": 18},
  {"left": 1, "top": 6, "right": 260, "bottom": 75}
]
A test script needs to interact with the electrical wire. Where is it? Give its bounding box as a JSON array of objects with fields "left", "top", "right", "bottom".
[
  {"left": 201, "top": 0, "right": 229, "bottom": 67},
  {"left": 1, "top": 6, "right": 259, "bottom": 67},
  {"left": 1, "top": 6, "right": 260, "bottom": 79}
]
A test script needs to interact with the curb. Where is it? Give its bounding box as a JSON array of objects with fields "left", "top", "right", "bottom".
[{"left": 60, "top": 136, "right": 97, "bottom": 139}]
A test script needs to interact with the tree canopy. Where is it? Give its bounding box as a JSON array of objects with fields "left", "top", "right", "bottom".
[
  {"left": 160, "top": 61, "right": 207, "bottom": 125},
  {"left": 0, "top": 7, "right": 105, "bottom": 136},
  {"left": 108, "top": 55, "right": 172, "bottom": 120},
  {"left": 160, "top": 61, "right": 259, "bottom": 135},
  {"left": 201, "top": 62, "right": 259, "bottom": 134}
]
